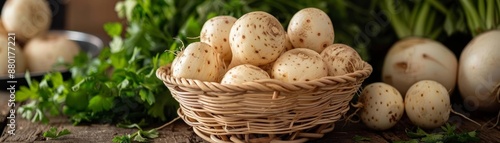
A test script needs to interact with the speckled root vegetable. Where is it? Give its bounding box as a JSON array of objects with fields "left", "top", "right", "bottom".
[
  {"left": 358, "top": 82, "right": 404, "bottom": 130},
  {"left": 405, "top": 80, "right": 450, "bottom": 129},
  {"left": 382, "top": 37, "right": 458, "bottom": 95},
  {"left": 23, "top": 34, "right": 80, "bottom": 72},
  {"left": 259, "top": 35, "right": 294, "bottom": 75},
  {"left": 228, "top": 11, "right": 286, "bottom": 68},
  {"left": 221, "top": 64, "right": 270, "bottom": 84},
  {"left": 458, "top": 30, "right": 500, "bottom": 112},
  {"left": 200, "top": 16, "right": 237, "bottom": 65},
  {"left": 1, "top": 0, "right": 52, "bottom": 41},
  {"left": 321, "top": 44, "right": 363, "bottom": 76},
  {"left": 271, "top": 48, "right": 327, "bottom": 82},
  {"left": 288, "top": 7, "right": 334, "bottom": 53},
  {"left": 171, "top": 42, "right": 225, "bottom": 82},
  {"left": 0, "top": 35, "right": 26, "bottom": 75}
]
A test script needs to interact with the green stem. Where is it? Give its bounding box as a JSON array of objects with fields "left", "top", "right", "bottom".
[
  {"left": 460, "top": 0, "right": 482, "bottom": 35},
  {"left": 497, "top": 0, "right": 500, "bottom": 28},
  {"left": 429, "top": 27, "right": 443, "bottom": 40},
  {"left": 425, "top": 11, "right": 437, "bottom": 36},
  {"left": 383, "top": 0, "right": 411, "bottom": 38},
  {"left": 414, "top": 1, "right": 431, "bottom": 37},
  {"left": 463, "top": 6, "right": 478, "bottom": 36},
  {"left": 486, "top": 0, "right": 495, "bottom": 29},
  {"left": 497, "top": 0, "right": 500, "bottom": 15},
  {"left": 479, "top": 0, "right": 486, "bottom": 22},
  {"left": 425, "top": 0, "right": 449, "bottom": 14},
  {"left": 409, "top": 1, "right": 423, "bottom": 31}
]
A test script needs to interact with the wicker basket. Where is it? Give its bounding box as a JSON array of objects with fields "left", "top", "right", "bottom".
[{"left": 156, "top": 62, "right": 372, "bottom": 143}]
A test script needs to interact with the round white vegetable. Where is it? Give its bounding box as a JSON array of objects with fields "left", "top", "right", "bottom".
[
  {"left": 458, "top": 30, "right": 500, "bottom": 112},
  {"left": 358, "top": 82, "right": 404, "bottom": 131},
  {"left": 228, "top": 11, "right": 286, "bottom": 68},
  {"left": 221, "top": 64, "right": 270, "bottom": 84},
  {"left": 382, "top": 37, "right": 458, "bottom": 95},
  {"left": 405, "top": 80, "right": 450, "bottom": 129},
  {"left": 200, "top": 16, "right": 237, "bottom": 65},
  {"left": 288, "top": 7, "right": 334, "bottom": 53},
  {"left": 24, "top": 34, "right": 80, "bottom": 72},
  {"left": 0, "top": 35, "right": 26, "bottom": 75},
  {"left": 1, "top": 0, "right": 52, "bottom": 41},
  {"left": 171, "top": 42, "right": 225, "bottom": 82},
  {"left": 321, "top": 44, "right": 363, "bottom": 76},
  {"left": 271, "top": 48, "right": 327, "bottom": 82},
  {"left": 259, "top": 35, "right": 294, "bottom": 76}
]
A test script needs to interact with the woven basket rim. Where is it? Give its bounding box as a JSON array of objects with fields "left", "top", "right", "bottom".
[{"left": 156, "top": 62, "right": 372, "bottom": 92}]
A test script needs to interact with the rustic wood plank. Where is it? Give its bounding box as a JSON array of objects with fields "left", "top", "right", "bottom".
[
  {"left": 153, "top": 120, "right": 205, "bottom": 143},
  {"left": 0, "top": 117, "right": 134, "bottom": 142},
  {"left": 1, "top": 92, "right": 10, "bottom": 122},
  {"left": 1, "top": 102, "right": 499, "bottom": 143},
  {"left": 375, "top": 117, "right": 413, "bottom": 142},
  {"left": 1, "top": 115, "right": 499, "bottom": 143},
  {"left": 0, "top": 117, "right": 204, "bottom": 143},
  {"left": 451, "top": 113, "right": 500, "bottom": 143},
  {"left": 313, "top": 122, "right": 389, "bottom": 143},
  {"left": 1, "top": 92, "right": 11, "bottom": 137}
]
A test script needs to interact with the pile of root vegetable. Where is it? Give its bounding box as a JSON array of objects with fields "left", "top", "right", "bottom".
[
  {"left": 0, "top": 0, "right": 81, "bottom": 75},
  {"left": 355, "top": 0, "right": 500, "bottom": 132},
  {"left": 169, "top": 8, "right": 365, "bottom": 86}
]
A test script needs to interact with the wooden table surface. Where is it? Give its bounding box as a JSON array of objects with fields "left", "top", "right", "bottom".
[{"left": 1, "top": 92, "right": 500, "bottom": 143}]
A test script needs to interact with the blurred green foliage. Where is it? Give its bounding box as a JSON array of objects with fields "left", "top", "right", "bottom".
[{"left": 116, "top": 0, "right": 386, "bottom": 61}]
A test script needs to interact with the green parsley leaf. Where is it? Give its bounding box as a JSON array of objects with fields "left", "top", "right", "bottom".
[
  {"left": 43, "top": 127, "right": 71, "bottom": 139},
  {"left": 397, "top": 123, "right": 480, "bottom": 143},
  {"left": 65, "top": 92, "right": 89, "bottom": 111},
  {"left": 420, "top": 134, "right": 444, "bottom": 143},
  {"left": 133, "top": 133, "right": 147, "bottom": 142},
  {"left": 406, "top": 127, "right": 428, "bottom": 138},
  {"left": 112, "top": 134, "right": 132, "bottom": 143},
  {"left": 393, "top": 139, "right": 420, "bottom": 143},
  {"left": 104, "top": 22, "right": 123, "bottom": 37},
  {"left": 353, "top": 135, "right": 371, "bottom": 142},
  {"left": 139, "top": 90, "right": 155, "bottom": 105},
  {"left": 16, "top": 86, "right": 35, "bottom": 102},
  {"left": 88, "top": 95, "right": 115, "bottom": 112},
  {"left": 50, "top": 72, "right": 64, "bottom": 88},
  {"left": 69, "top": 112, "right": 93, "bottom": 125},
  {"left": 140, "top": 129, "right": 159, "bottom": 139}
]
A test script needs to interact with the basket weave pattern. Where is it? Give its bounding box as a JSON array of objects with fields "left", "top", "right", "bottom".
[{"left": 156, "top": 62, "right": 372, "bottom": 143}]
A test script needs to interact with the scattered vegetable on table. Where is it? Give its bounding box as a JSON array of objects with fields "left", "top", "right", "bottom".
[{"left": 357, "top": 82, "right": 404, "bottom": 131}]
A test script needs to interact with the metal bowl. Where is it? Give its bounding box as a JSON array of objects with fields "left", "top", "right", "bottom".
[
  {"left": 50, "top": 30, "right": 103, "bottom": 58},
  {"left": 0, "top": 30, "right": 103, "bottom": 88}
]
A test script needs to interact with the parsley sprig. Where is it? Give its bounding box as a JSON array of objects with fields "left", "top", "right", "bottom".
[
  {"left": 394, "top": 123, "right": 480, "bottom": 143},
  {"left": 43, "top": 127, "right": 71, "bottom": 139}
]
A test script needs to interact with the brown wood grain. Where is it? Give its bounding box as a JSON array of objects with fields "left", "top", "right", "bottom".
[
  {"left": 1, "top": 92, "right": 11, "bottom": 137},
  {"left": 1, "top": 102, "right": 499, "bottom": 143},
  {"left": 0, "top": 112, "right": 203, "bottom": 143}
]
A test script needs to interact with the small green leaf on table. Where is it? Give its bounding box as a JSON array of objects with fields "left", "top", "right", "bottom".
[
  {"left": 353, "top": 135, "right": 371, "bottom": 142},
  {"left": 43, "top": 127, "right": 71, "bottom": 139}
]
